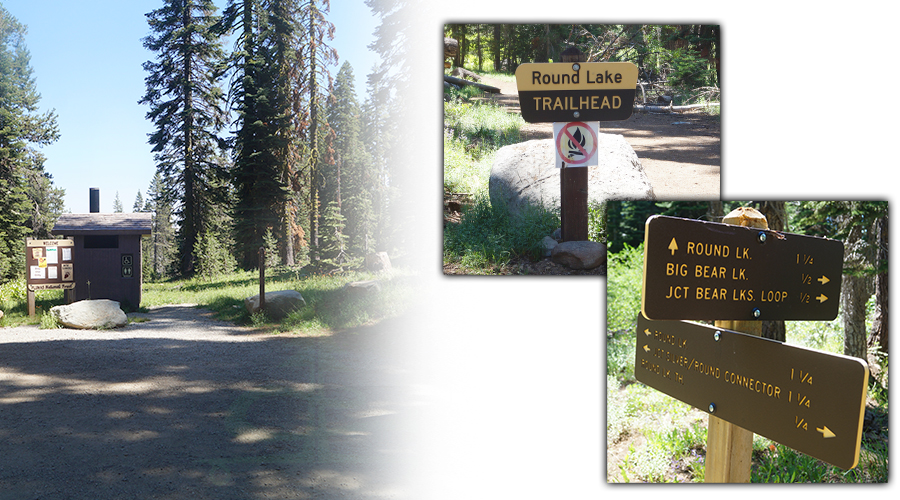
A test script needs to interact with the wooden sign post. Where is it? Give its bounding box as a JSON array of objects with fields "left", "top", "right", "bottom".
[
  {"left": 705, "top": 208, "right": 766, "bottom": 482},
  {"left": 558, "top": 48, "right": 589, "bottom": 242},
  {"left": 637, "top": 207, "right": 865, "bottom": 480},
  {"left": 514, "top": 49, "right": 637, "bottom": 243}
]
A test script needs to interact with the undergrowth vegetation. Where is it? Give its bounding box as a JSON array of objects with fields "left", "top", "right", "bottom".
[{"left": 607, "top": 243, "right": 889, "bottom": 483}]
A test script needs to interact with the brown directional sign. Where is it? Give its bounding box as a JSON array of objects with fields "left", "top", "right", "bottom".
[
  {"left": 25, "top": 238, "right": 75, "bottom": 291},
  {"left": 635, "top": 314, "right": 868, "bottom": 470},
  {"left": 515, "top": 62, "right": 637, "bottom": 123},
  {"left": 642, "top": 215, "right": 844, "bottom": 321}
]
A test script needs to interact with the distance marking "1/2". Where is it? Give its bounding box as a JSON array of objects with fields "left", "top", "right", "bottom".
[{"left": 641, "top": 215, "right": 844, "bottom": 321}]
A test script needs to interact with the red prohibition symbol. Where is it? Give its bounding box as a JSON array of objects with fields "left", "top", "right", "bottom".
[{"left": 556, "top": 121, "right": 597, "bottom": 165}]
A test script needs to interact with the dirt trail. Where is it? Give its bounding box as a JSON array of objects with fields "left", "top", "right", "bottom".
[
  {"left": 0, "top": 305, "right": 418, "bottom": 499},
  {"left": 474, "top": 75, "right": 721, "bottom": 200}
]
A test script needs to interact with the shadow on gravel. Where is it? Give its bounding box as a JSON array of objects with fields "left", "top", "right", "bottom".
[{"left": 0, "top": 315, "right": 420, "bottom": 499}]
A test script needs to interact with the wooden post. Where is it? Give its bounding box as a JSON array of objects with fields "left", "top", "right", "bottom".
[
  {"left": 559, "top": 47, "right": 589, "bottom": 242},
  {"left": 258, "top": 246, "right": 266, "bottom": 311},
  {"left": 27, "top": 289, "right": 36, "bottom": 317},
  {"left": 705, "top": 207, "right": 768, "bottom": 483}
]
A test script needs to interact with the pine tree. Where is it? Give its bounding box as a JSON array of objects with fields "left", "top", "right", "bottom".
[
  {"left": 299, "top": 0, "right": 338, "bottom": 266},
  {"left": 361, "top": 64, "right": 393, "bottom": 252},
  {"left": 220, "top": 0, "right": 292, "bottom": 270},
  {"left": 133, "top": 191, "right": 145, "bottom": 213},
  {"left": 22, "top": 156, "right": 65, "bottom": 239},
  {"left": 113, "top": 192, "right": 124, "bottom": 213},
  {"left": 140, "top": 0, "right": 227, "bottom": 276},
  {"left": 328, "top": 61, "right": 373, "bottom": 260},
  {"left": 0, "top": 6, "right": 61, "bottom": 279},
  {"left": 144, "top": 172, "right": 176, "bottom": 280}
]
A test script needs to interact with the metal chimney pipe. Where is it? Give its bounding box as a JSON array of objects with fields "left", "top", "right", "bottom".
[{"left": 89, "top": 188, "right": 100, "bottom": 213}]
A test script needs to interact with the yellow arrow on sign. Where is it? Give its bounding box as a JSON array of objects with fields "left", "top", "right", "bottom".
[
  {"left": 668, "top": 238, "right": 678, "bottom": 256},
  {"left": 816, "top": 294, "right": 828, "bottom": 303},
  {"left": 644, "top": 329, "right": 652, "bottom": 337},
  {"left": 817, "top": 426, "right": 836, "bottom": 438},
  {"left": 643, "top": 345, "right": 651, "bottom": 353},
  {"left": 818, "top": 275, "right": 830, "bottom": 285}
]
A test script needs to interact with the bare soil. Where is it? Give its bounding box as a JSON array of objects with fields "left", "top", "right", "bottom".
[{"left": 0, "top": 305, "right": 417, "bottom": 499}]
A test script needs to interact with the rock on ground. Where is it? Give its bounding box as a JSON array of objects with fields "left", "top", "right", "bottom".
[
  {"left": 365, "top": 252, "right": 392, "bottom": 274},
  {"left": 489, "top": 136, "right": 654, "bottom": 218},
  {"left": 344, "top": 280, "right": 382, "bottom": 296},
  {"left": 551, "top": 241, "right": 607, "bottom": 270},
  {"left": 50, "top": 299, "right": 128, "bottom": 329},
  {"left": 245, "top": 290, "right": 307, "bottom": 321}
]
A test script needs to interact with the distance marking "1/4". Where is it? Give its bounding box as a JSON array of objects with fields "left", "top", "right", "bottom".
[
  {"left": 634, "top": 314, "right": 868, "bottom": 469},
  {"left": 641, "top": 215, "right": 844, "bottom": 321}
]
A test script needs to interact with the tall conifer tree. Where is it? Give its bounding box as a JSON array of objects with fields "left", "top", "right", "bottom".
[
  {"left": 299, "top": 0, "right": 337, "bottom": 266},
  {"left": 221, "top": 0, "right": 292, "bottom": 269},
  {"left": 141, "top": 0, "right": 227, "bottom": 276},
  {"left": 0, "top": 6, "right": 60, "bottom": 279},
  {"left": 328, "top": 61, "right": 373, "bottom": 259}
]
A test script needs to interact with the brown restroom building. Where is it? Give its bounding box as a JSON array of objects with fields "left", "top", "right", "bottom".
[{"left": 52, "top": 189, "right": 152, "bottom": 309}]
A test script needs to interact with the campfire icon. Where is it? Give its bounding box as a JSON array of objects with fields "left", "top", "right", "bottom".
[{"left": 567, "top": 127, "right": 587, "bottom": 159}]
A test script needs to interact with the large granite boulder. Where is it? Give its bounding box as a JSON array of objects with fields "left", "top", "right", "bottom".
[
  {"left": 50, "top": 299, "right": 128, "bottom": 329},
  {"left": 245, "top": 290, "right": 307, "bottom": 321},
  {"left": 488, "top": 135, "right": 654, "bottom": 218}
]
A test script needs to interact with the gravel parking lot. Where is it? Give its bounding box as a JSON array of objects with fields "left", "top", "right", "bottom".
[{"left": 0, "top": 305, "right": 417, "bottom": 499}]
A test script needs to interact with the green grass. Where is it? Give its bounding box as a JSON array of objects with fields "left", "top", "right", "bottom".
[
  {"left": 144, "top": 267, "right": 415, "bottom": 334},
  {"left": 0, "top": 267, "right": 415, "bottom": 335},
  {"left": 443, "top": 195, "right": 560, "bottom": 273},
  {"left": 0, "top": 279, "right": 65, "bottom": 328}
]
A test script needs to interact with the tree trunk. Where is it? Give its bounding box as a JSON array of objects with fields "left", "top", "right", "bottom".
[
  {"left": 308, "top": 0, "right": 320, "bottom": 263},
  {"left": 842, "top": 273, "right": 870, "bottom": 361},
  {"left": 842, "top": 224, "right": 872, "bottom": 361},
  {"left": 492, "top": 25, "right": 501, "bottom": 71},
  {"left": 869, "top": 214, "right": 888, "bottom": 353},
  {"left": 443, "top": 75, "right": 499, "bottom": 93}
]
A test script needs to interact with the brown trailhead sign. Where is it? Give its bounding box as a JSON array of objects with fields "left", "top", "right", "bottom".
[
  {"left": 635, "top": 314, "right": 868, "bottom": 470},
  {"left": 642, "top": 215, "right": 844, "bottom": 321},
  {"left": 515, "top": 62, "right": 637, "bottom": 123}
]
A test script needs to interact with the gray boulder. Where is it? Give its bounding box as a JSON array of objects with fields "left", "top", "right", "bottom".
[
  {"left": 541, "top": 236, "right": 559, "bottom": 257},
  {"left": 551, "top": 241, "right": 607, "bottom": 270},
  {"left": 488, "top": 135, "right": 654, "bottom": 218},
  {"left": 50, "top": 299, "right": 128, "bottom": 329},
  {"left": 245, "top": 290, "right": 307, "bottom": 321},
  {"left": 344, "top": 280, "right": 382, "bottom": 296},
  {"left": 365, "top": 252, "right": 392, "bottom": 274}
]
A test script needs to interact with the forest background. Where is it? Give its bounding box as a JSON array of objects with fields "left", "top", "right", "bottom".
[{"left": 0, "top": 0, "right": 406, "bottom": 282}]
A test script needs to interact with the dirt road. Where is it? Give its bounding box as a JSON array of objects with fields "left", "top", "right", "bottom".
[
  {"left": 0, "top": 305, "right": 417, "bottom": 499},
  {"left": 474, "top": 75, "right": 721, "bottom": 200}
]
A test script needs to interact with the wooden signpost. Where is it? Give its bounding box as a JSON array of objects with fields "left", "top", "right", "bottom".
[
  {"left": 515, "top": 49, "right": 637, "bottom": 242},
  {"left": 636, "top": 208, "right": 868, "bottom": 481}
]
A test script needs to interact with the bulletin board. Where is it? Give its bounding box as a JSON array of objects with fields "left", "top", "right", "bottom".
[{"left": 25, "top": 238, "right": 75, "bottom": 291}]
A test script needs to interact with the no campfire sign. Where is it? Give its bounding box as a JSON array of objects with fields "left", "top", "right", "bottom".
[{"left": 553, "top": 121, "right": 599, "bottom": 167}]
